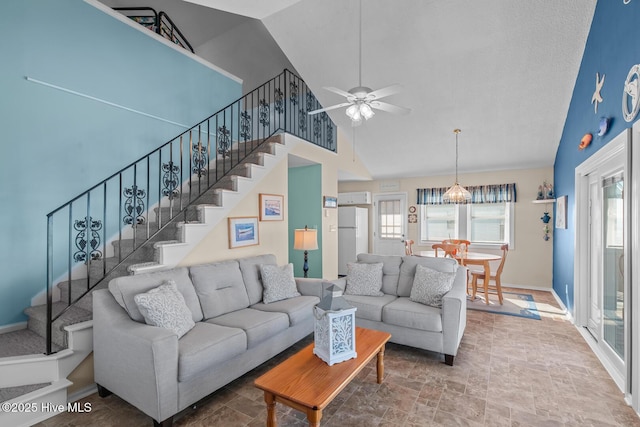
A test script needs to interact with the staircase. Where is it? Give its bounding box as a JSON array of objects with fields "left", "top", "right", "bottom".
[{"left": 0, "top": 68, "right": 335, "bottom": 426}]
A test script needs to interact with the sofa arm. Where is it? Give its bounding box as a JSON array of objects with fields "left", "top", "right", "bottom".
[
  {"left": 93, "top": 289, "right": 179, "bottom": 423},
  {"left": 295, "top": 278, "right": 325, "bottom": 298},
  {"left": 328, "top": 277, "right": 346, "bottom": 292},
  {"left": 441, "top": 266, "right": 467, "bottom": 357}
]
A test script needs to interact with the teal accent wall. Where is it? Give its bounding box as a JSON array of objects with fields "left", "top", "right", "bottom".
[
  {"left": 553, "top": 2, "right": 640, "bottom": 310},
  {"left": 0, "top": 0, "right": 241, "bottom": 326},
  {"left": 288, "top": 165, "right": 323, "bottom": 278}
]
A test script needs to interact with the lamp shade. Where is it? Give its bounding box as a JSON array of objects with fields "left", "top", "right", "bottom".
[
  {"left": 293, "top": 227, "right": 318, "bottom": 251},
  {"left": 443, "top": 183, "right": 472, "bottom": 203}
]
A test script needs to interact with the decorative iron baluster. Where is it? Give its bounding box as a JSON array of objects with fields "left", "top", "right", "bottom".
[
  {"left": 306, "top": 92, "right": 315, "bottom": 111},
  {"left": 274, "top": 88, "right": 284, "bottom": 113},
  {"left": 313, "top": 116, "right": 322, "bottom": 139},
  {"left": 162, "top": 161, "right": 180, "bottom": 199},
  {"left": 217, "top": 125, "right": 231, "bottom": 157},
  {"left": 192, "top": 140, "right": 207, "bottom": 176},
  {"left": 298, "top": 108, "right": 308, "bottom": 132},
  {"left": 327, "top": 123, "right": 334, "bottom": 147},
  {"left": 289, "top": 81, "right": 299, "bottom": 105},
  {"left": 321, "top": 112, "right": 328, "bottom": 122},
  {"left": 73, "top": 216, "right": 103, "bottom": 262},
  {"left": 240, "top": 111, "right": 252, "bottom": 141},
  {"left": 123, "top": 185, "right": 146, "bottom": 225},
  {"left": 259, "top": 99, "right": 270, "bottom": 127}
]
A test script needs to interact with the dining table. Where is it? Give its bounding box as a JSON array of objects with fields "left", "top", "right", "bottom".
[{"left": 417, "top": 250, "right": 502, "bottom": 304}]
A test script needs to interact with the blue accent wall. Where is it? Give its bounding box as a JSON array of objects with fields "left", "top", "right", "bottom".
[
  {"left": 288, "top": 165, "right": 323, "bottom": 278},
  {"left": 553, "top": 2, "right": 640, "bottom": 311},
  {"left": 0, "top": 0, "right": 241, "bottom": 326}
]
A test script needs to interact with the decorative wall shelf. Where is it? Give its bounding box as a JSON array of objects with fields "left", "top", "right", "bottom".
[{"left": 532, "top": 199, "right": 556, "bottom": 204}]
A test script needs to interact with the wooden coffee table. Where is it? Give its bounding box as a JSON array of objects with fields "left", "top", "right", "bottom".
[{"left": 254, "top": 327, "right": 391, "bottom": 427}]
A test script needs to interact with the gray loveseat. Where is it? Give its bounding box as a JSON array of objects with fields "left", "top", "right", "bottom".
[
  {"left": 331, "top": 253, "right": 467, "bottom": 366},
  {"left": 93, "top": 254, "right": 322, "bottom": 427}
]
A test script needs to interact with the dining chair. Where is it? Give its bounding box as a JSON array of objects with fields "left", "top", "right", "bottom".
[
  {"left": 404, "top": 239, "right": 414, "bottom": 256},
  {"left": 442, "top": 239, "right": 471, "bottom": 246},
  {"left": 431, "top": 243, "right": 459, "bottom": 258},
  {"left": 471, "top": 244, "right": 508, "bottom": 304}
]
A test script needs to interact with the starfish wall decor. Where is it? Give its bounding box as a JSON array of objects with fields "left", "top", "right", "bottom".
[{"left": 592, "top": 72, "right": 605, "bottom": 113}]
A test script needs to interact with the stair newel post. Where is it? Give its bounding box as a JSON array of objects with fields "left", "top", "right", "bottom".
[
  {"left": 207, "top": 119, "right": 211, "bottom": 190},
  {"left": 86, "top": 192, "right": 91, "bottom": 292},
  {"left": 102, "top": 181, "right": 107, "bottom": 278},
  {"left": 132, "top": 163, "right": 138, "bottom": 249},
  {"left": 118, "top": 172, "right": 123, "bottom": 262},
  {"left": 157, "top": 149, "right": 163, "bottom": 230},
  {"left": 188, "top": 130, "right": 193, "bottom": 204},
  {"left": 179, "top": 136, "right": 184, "bottom": 212},
  {"left": 68, "top": 204, "right": 73, "bottom": 307},
  {"left": 146, "top": 155, "right": 150, "bottom": 239},
  {"left": 46, "top": 214, "right": 53, "bottom": 355}
]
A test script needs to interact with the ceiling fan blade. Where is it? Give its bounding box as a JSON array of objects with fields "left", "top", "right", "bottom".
[
  {"left": 370, "top": 101, "right": 411, "bottom": 115},
  {"left": 367, "top": 84, "right": 403, "bottom": 100},
  {"left": 308, "top": 102, "right": 352, "bottom": 115},
  {"left": 323, "top": 86, "right": 354, "bottom": 98}
]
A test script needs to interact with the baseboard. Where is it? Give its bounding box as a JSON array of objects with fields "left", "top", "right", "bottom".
[
  {"left": 549, "top": 288, "right": 573, "bottom": 322},
  {"left": 67, "top": 384, "right": 97, "bottom": 403},
  {"left": 0, "top": 322, "right": 28, "bottom": 335},
  {"left": 501, "top": 282, "right": 553, "bottom": 292}
]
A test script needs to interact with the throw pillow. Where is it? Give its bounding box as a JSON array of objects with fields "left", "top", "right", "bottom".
[
  {"left": 345, "top": 262, "right": 384, "bottom": 296},
  {"left": 134, "top": 280, "right": 195, "bottom": 338},
  {"left": 410, "top": 264, "right": 456, "bottom": 308},
  {"left": 261, "top": 263, "right": 301, "bottom": 304}
]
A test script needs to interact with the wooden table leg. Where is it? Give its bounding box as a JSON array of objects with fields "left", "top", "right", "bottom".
[
  {"left": 264, "top": 392, "right": 277, "bottom": 427},
  {"left": 307, "top": 408, "right": 322, "bottom": 427},
  {"left": 483, "top": 261, "right": 490, "bottom": 305},
  {"left": 376, "top": 345, "right": 385, "bottom": 384}
]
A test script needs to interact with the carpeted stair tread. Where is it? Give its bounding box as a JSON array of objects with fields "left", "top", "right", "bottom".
[
  {"left": 0, "top": 329, "right": 61, "bottom": 358},
  {"left": 0, "top": 382, "right": 51, "bottom": 403}
]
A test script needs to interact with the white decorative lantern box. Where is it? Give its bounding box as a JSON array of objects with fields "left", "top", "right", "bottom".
[{"left": 313, "top": 283, "right": 357, "bottom": 366}]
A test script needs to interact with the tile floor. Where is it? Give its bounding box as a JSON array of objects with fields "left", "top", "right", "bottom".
[{"left": 36, "top": 289, "right": 640, "bottom": 426}]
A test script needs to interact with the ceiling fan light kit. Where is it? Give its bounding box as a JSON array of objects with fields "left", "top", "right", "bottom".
[
  {"left": 443, "top": 129, "right": 472, "bottom": 204},
  {"left": 307, "top": 0, "right": 410, "bottom": 125}
]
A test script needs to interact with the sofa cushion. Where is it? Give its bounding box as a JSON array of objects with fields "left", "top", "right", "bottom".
[
  {"left": 134, "top": 280, "right": 195, "bottom": 338},
  {"left": 261, "top": 263, "right": 301, "bottom": 304},
  {"left": 238, "top": 254, "right": 278, "bottom": 305},
  {"left": 397, "top": 256, "right": 459, "bottom": 297},
  {"left": 178, "top": 322, "right": 247, "bottom": 382},
  {"left": 383, "top": 297, "right": 443, "bottom": 332},
  {"left": 108, "top": 267, "right": 203, "bottom": 323},
  {"left": 356, "top": 254, "right": 402, "bottom": 295},
  {"left": 410, "top": 265, "right": 456, "bottom": 308},
  {"left": 345, "top": 262, "right": 384, "bottom": 296},
  {"left": 189, "top": 260, "right": 250, "bottom": 319},
  {"left": 342, "top": 294, "right": 397, "bottom": 322},
  {"left": 207, "top": 308, "right": 289, "bottom": 348},
  {"left": 251, "top": 295, "right": 319, "bottom": 326}
]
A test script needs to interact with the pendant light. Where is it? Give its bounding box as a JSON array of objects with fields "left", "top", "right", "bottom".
[{"left": 442, "top": 129, "right": 472, "bottom": 204}]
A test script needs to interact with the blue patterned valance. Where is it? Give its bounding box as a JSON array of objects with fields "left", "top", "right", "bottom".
[{"left": 417, "top": 183, "right": 517, "bottom": 205}]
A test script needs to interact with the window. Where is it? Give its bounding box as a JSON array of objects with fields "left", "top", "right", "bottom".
[
  {"left": 378, "top": 199, "right": 403, "bottom": 239},
  {"left": 420, "top": 202, "right": 514, "bottom": 248},
  {"left": 420, "top": 205, "right": 457, "bottom": 241}
]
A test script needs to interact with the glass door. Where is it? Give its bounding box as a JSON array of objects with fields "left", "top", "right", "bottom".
[{"left": 602, "top": 174, "right": 625, "bottom": 359}]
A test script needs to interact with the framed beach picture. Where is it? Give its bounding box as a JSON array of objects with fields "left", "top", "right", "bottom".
[
  {"left": 259, "top": 193, "right": 284, "bottom": 221},
  {"left": 228, "top": 217, "right": 259, "bottom": 248}
]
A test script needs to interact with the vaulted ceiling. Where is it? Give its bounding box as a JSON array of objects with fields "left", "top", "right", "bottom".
[{"left": 105, "top": 0, "right": 598, "bottom": 180}]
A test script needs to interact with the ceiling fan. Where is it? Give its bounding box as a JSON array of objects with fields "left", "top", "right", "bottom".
[{"left": 308, "top": 0, "right": 411, "bottom": 126}]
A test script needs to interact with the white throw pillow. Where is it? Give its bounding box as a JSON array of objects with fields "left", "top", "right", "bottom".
[
  {"left": 261, "top": 263, "right": 301, "bottom": 304},
  {"left": 345, "top": 262, "right": 384, "bottom": 296},
  {"left": 134, "top": 280, "right": 195, "bottom": 338},
  {"left": 410, "top": 264, "right": 456, "bottom": 308}
]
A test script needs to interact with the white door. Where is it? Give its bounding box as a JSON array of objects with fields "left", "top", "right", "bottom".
[
  {"left": 587, "top": 176, "right": 601, "bottom": 339},
  {"left": 373, "top": 193, "right": 407, "bottom": 255}
]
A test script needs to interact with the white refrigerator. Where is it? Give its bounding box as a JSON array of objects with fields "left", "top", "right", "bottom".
[{"left": 338, "top": 207, "right": 369, "bottom": 276}]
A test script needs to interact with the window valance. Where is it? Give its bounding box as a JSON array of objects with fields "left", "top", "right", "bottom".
[{"left": 417, "top": 183, "right": 517, "bottom": 205}]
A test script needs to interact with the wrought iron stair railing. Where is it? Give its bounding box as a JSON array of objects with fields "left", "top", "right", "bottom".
[
  {"left": 45, "top": 69, "right": 336, "bottom": 354},
  {"left": 113, "top": 7, "right": 194, "bottom": 53}
]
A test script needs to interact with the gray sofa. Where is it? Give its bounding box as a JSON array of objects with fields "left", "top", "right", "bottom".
[
  {"left": 93, "top": 254, "right": 322, "bottom": 427},
  {"left": 331, "top": 253, "right": 467, "bottom": 366}
]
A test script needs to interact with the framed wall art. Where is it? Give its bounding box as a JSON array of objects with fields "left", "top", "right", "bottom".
[
  {"left": 228, "top": 217, "right": 259, "bottom": 248},
  {"left": 555, "top": 195, "right": 567, "bottom": 229},
  {"left": 323, "top": 196, "right": 338, "bottom": 208},
  {"left": 259, "top": 193, "right": 284, "bottom": 221}
]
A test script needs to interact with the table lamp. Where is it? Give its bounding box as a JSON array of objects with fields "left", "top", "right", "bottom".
[{"left": 293, "top": 225, "right": 318, "bottom": 277}]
